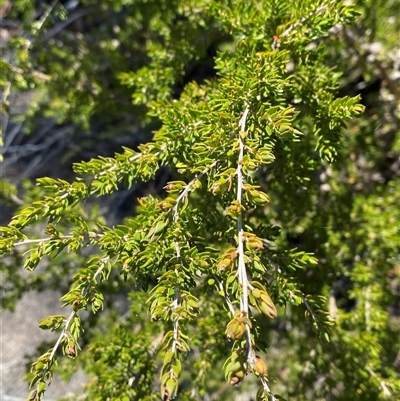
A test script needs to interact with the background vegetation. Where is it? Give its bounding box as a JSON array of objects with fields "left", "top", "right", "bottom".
[{"left": 1, "top": 1, "right": 399, "bottom": 400}]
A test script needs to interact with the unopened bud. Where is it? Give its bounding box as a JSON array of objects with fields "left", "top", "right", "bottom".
[
  {"left": 68, "top": 345, "right": 76, "bottom": 356},
  {"left": 259, "top": 291, "right": 278, "bottom": 318},
  {"left": 254, "top": 357, "right": 267, "bottom": 377},
  {"left": 225, "top": 317, "right": 246, "bottom": 339},
  {"left": 228, "top": 366, "right": 246, "bottom": 386},
  {"left": 217, "top": 257, "right": 232, "bottom": 272},
  {"left": 162, "top": 377, "right": 177, "bottom": 400}
]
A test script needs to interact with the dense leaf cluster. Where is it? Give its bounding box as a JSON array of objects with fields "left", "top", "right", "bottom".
[{"left": 1, "top": 1, "right": 399, "bottom": 401}]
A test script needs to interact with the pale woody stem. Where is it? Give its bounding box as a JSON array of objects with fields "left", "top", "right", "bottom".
[
  {"left": 236, "top": 104, "right": 256, "bottom": 366},
  {"left": 38, "top": 260, "right": 107, "bottom": 389},
  {"left": 237, "top": 105, "right": 250, "bottom": 314},
  {"left": 170, "top": 160, "right": 218, "bottom": 354}
]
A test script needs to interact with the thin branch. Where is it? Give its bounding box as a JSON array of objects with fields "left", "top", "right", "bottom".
[
  {"left": 236, "top": 104, "right": 256, "bottom": 367},
  {"left": 366, "top": 366, "right": 392, "bottom": 397},
  {"left": 172, "top": 160, "right": 219, "bottom": 216},
  {"left": 14, "top": 236, "right": 74, "bottom": 246},
  {"left": 364, "top": 287, "right": 371, "bottom": 332},
  {"left": 34, "top": 0, "right": 60, "bottom": 37},
  {"left": 92, "top": 257, "right": 109, "bottom": 281},
  {"left": 9, "top": 65, "right": 51, "bottom": 81},
  {"left": 169, "top": 160, "right": 219, "bottom": 355},
  {"left": 215, "top": 276, "right": 236, "bottom": 316},
  {"left": 48, "top": 310, "right": 76, "bottom": 362},
  {"left": 261, "top": 377, "right": 278, "bottom": 401},
  {"left": 272, "top": 1, "right": 335, "bottom": 49},
  {"left": 14, "top": 232, "right": 103, "bottom": 247},
  {"left": 41, "top": 8, "right": 90, "bottom": 42},
  {"left": 3, "top": 119, "right": 57, "bottom": 160},
  {"left": 342, "top": 27, "right": 400, "bottom": 99},
  {"left": 172, "top": 161, "right": 220, "bottom": 212},
  {"left": 2, "top": 0, "right": 59, "bottom": 133},
  {"left": 9, "top": 194, "right": 24, "bottom": 206},
  {"left": 280, "top": 2, "right": 332, "bottom": 38},
  {"left": 170, "top": 182, "right": 183, "bottom": 364},
  {"left": 302, "top": 295, "right": 318, "bottom": 323},
  {"left": 96, "top": 152, "right": 146, "bottom": 177},
  {"left": 237, "top": 105, "right": 251, "bottom": 314},
  {"left": 0, "top": 20, "right": 21, "bottom": 29},
  {"left": 33, "top": 258, "right": 107, "bottom": 396}
]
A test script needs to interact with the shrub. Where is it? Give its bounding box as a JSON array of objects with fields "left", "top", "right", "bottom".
[{"left": 1, "top": 1, "right": 399, "bottom": 400}]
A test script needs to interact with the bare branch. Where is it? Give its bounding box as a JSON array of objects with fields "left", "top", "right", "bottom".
[
  {"left": 2, "top": 0, "right": 59, "bottom": 132},
  {"left": 41, "top": 9, "right": 91, "bottom": 42},
  {"left": 342, "top": 27, "right": 400, "bottom": 99}
]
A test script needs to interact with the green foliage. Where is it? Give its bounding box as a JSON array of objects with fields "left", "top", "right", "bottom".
[{"left": 1, "top": 0, "right": 399, "bottom": 400}]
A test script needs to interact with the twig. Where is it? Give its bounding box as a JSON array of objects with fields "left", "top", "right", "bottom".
[
  {"left": 32, "top": 0, "right": 60, "bottom": 38},
  {"left": 169, "top": 160, "right": 219, "bottom": 354},
  {"left": 272, "top": 1, "right": 335, "bottom": 49},
  {"left": 2, "top": 120, "right": 57, "bottom": 163},
  {"left": 49, "top": 258, "right": 108, "bottom": 360},
  {"left": 342, "top": 27, "right": 400, "bottom": 99},
  {"left": 235, "top": 106, "right": 276, "bottom": 398},
  {"left": 302, "top": 295, "right": 318, "bottom": 323},
  {"left": 96, "top": 152, "right": 146, "bottom": 177},
  {"left": 32, "top": 257, "right": 107, "bottom": 397},
  {"left": 48, "top": 310, "right": 76, "bottom": 361},
  {"left": 14, "top": 236, "right": 74, "bottom": 246},
  {"left": 215, "top": 276, "right": 236, "bottom": 316},
  {"left": 9, "top": 65, "right": 51, "bottom": 81},
  {"left": 280, "top": 2, "right": 332, "bottom": 39},
  {"left": 41, "top": 9, "right": 90, "bottom": 41},
  {"left": 9, "top": 194, "right": 24, "bottom": 205},
  {"left": 364, "top": 287, "right": 371, "bottom": 332},
  {"left": 14, "top": 232, "right": 103, "bottom": 247},
  {"left": 236, "top": 104, "right": 256, "bottom": 367},
  {"left": 261, "top": 376, "right": 278, "bottom": 401},
  {"left": 237, "top": 105, "right": 251, "bottom": 313},
  {"left": 172, "top": 160, "right": 219, "bottom": 215},
  {"left": 366, "top": 366, "right": 392, "bottom": 397},
  {"left": 2, "top": 0, "right": 59, "bottom": 130},
  {"left": 0, "top": 20, "right": 21, "bottom": 29}
]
